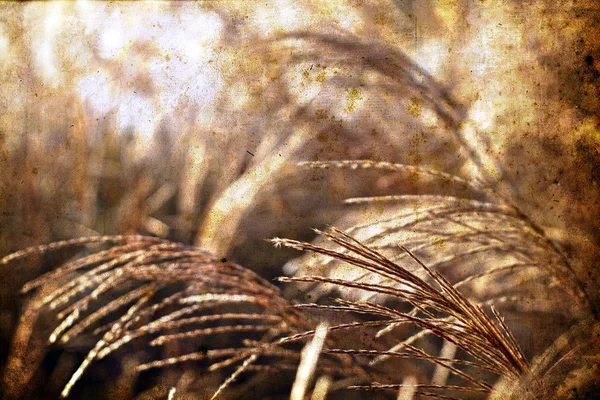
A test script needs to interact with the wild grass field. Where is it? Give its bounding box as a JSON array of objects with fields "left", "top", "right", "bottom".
[{"left": 0, "top": 1, "right": 599, "bottom": 399}]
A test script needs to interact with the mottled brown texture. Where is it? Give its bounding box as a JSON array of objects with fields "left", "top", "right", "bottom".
[{"left": 1, "top": 1, "right": 599, "bottom": 399}]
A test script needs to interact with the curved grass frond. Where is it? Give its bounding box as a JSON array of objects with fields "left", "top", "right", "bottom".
[
  {"left": 278, "top": 160, "right": 594, "bottom": 395},
  {"left": 286, "top": 160, "right": 591, "bottom": 325},
  {"left": 273, "top": 227, "right": 533, "bottom": 397},
  {"left": 297, "top": 161, "right": 482, "bottom": 193},
  {"left": 1, "top": 236, "right": 369, "bottom": 399}
]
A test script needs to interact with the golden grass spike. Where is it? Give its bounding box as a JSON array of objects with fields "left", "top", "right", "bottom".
[
  {"left": 210, "top": 354, "right": 259, "bottom": 400},
  {"left": 167, "top": 387, "right": 176, "bottom": 400},
  {"left": 291, "top": 322, "right": 328, "bottom": 400},
  {"left": 310, "top": 375, "right": 332, "bottom": 400}
]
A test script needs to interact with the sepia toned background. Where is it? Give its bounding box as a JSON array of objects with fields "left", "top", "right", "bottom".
[{"left": 0, "top": 1, "right": 599, "bottom": 399}]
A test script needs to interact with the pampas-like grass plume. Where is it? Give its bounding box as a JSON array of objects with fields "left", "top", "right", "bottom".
[
  {"left": 272, "top": 227, "right": 531, "bottom": 398},
  {"left": 1, "top": 160, "right": 596, "bottom": 400},
  {"left": 0, "top": 235, "right": 369, "bottom": 399}
]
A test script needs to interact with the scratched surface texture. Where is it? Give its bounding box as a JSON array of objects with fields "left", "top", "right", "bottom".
[{"left": 0, "top": 1, "right": 599, "bottom": 399}]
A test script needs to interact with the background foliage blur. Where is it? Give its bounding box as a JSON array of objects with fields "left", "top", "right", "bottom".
[{"left": 0, "top": 0, "right": 599, "bottom": 397}]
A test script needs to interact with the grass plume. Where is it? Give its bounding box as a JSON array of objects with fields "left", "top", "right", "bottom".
[
  {"left": 273, "top": 227, "right": 531, "bottom": 398},
  {"left": 1, "top": 236, "right": 370, "bottom": 399}
]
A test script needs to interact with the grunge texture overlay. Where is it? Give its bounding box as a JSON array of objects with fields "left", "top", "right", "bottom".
[{"left": 0, "top": 1, "right": 599, "bottom": 399}]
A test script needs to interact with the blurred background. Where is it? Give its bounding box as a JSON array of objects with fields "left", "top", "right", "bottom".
[{"left": 0, "top": 0, "right": 599, "bottom": 397}]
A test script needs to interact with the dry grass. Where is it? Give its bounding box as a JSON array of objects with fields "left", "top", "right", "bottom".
[
  {"left": 1, "top": 2, "right": 599, "bottom": 399},
  {"left": 0, "top": 224, "right": 565, "bottom": 400},
  {"left": 273, "top": 227, "right": 530, "bottom": 398},
  {"left": 1, "top": 157, "right": 597, "bottom": 399},
  {"left": 1, "top": 235, "right": 374, "bottom": 399},
  {"left": 285, "top": 161, "right": 592, "bottom": 333}
]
